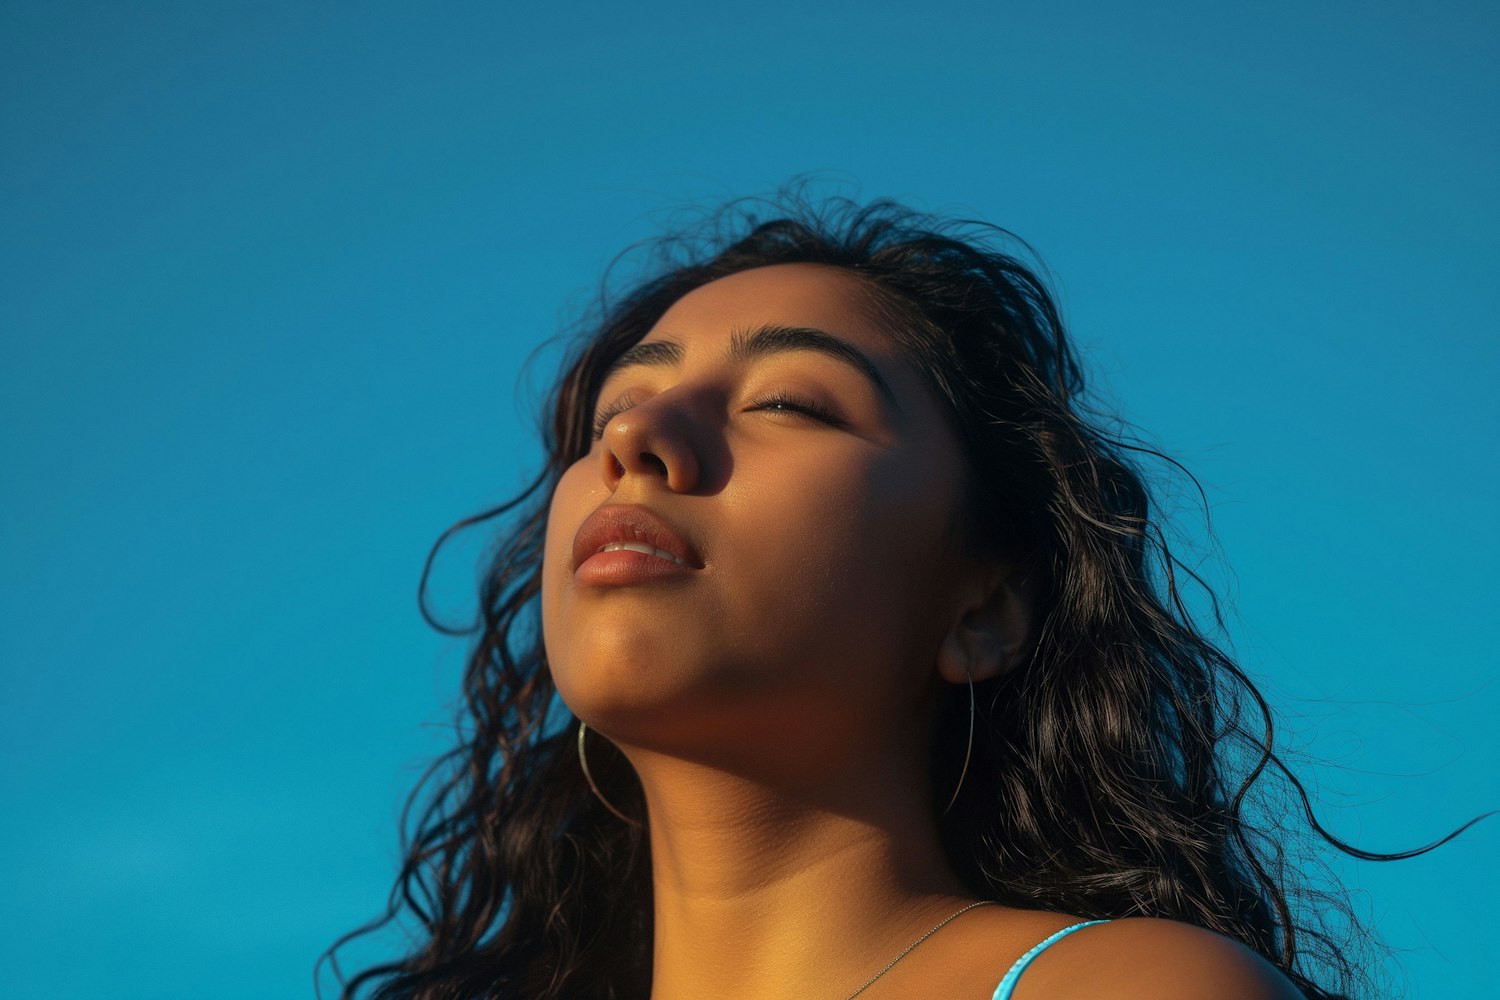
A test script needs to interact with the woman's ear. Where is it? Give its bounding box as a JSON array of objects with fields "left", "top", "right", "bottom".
[{"left": 936, "top": 568, "right": 1033, "bottom": 685}]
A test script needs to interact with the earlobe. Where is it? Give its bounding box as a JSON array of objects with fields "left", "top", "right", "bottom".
[{"left": 935, "top": 571, "right": 1033, "bottom": 685}]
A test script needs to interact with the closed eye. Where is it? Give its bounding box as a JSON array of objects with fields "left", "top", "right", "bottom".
[
  {"left": 749, "top": 392, "right": 845, "bottom": 428},
  {"left": 591, "top": 394, "right": 641, "bottom": 439},
  {"left": 591, "top": 390, "right": 847, "bottom": 440}
]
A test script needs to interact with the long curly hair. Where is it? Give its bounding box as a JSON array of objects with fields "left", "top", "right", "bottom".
[{"left": 323, "top": 194, "right": 1470, "bottom": 999}]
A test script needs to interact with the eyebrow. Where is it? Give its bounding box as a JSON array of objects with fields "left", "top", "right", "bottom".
[{"left": 602, "top": 324, "right": 899, "bottom": 409}]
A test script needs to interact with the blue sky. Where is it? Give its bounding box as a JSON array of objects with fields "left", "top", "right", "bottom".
[{"left": 2, "top": 2, "right": 1496, "bottom": 997}]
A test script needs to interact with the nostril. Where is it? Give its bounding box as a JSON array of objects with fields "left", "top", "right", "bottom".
[{"left": 640, "top": 452, "right": 668, "bottom": 477}]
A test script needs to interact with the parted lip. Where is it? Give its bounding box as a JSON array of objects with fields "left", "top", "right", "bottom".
[{"left": 571, "top": 503, "right": 703, "bottom": 572}]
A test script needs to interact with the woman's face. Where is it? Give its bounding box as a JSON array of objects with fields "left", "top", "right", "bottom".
[{"left": 542, "top": 264, "right": 980, "bottom": 760}]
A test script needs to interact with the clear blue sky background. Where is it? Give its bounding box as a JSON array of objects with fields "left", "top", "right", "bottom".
[{"left": 2, "top": 2, "right": 1496, "bottom": 997}]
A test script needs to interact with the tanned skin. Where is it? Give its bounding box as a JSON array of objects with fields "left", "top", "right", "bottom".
[{"left": 542, "top": 264, "right": 1303, "bottom": 1000}]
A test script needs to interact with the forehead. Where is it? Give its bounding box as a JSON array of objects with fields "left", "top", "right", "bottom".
[{"left": 648, "top": 263, "right": 893, "bottom": 352}]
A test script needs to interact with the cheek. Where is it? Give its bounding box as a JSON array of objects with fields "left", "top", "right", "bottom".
[
  {"left": 541, "top": 460, "right": 600, "bottom": 661},
  {"left": 728, "top": 448, "right": 960, "bottom": 641}
]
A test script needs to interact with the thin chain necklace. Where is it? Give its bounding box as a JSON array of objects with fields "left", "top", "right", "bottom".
[{"left": 841, "top": 900, "right": 997, "bottom": 1000}]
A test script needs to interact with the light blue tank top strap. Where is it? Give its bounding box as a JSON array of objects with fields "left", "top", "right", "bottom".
[{"left": 991, "top": 919, "right": 1109, "bottom": 1000}]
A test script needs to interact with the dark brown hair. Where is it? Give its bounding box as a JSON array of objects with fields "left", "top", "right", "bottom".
[{"left": 324, "top": 194, "right": 1474, "bottom": 999}]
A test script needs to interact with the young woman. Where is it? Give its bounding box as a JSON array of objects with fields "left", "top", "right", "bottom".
[{"left": 329, "top": 197, "right": 1443, "bottom": 999}]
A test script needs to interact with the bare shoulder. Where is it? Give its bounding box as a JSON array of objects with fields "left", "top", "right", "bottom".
[{"left": 1015, "top": 917, "right": 1306, "bottom": 1000}]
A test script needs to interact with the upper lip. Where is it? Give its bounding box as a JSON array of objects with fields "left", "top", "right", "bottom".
[{"left": 571, "top": 503, "right": 703, "bottom": 571}]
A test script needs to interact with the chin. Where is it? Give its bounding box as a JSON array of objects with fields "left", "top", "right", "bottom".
[{"left": 552, "top": 644, "right": 697, "bottom": 724}]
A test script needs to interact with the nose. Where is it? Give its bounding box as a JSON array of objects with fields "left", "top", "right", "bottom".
[{"left": 598, "top": 395, "right": 702, "bottom": 494}]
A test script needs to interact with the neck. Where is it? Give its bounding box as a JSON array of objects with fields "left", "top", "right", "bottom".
[{"left": 622, "top": 742, "right": 973, "bottom": 1000}]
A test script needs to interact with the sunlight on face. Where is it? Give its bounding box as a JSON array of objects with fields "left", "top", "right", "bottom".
[{"left": 541, "top": 264, "right": 975, "bottom": 761}]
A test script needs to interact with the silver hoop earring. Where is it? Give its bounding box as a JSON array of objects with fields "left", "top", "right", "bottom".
[
  {"left": 942, "top": 674, "right": 976, "bottom": 815},
  {"left": 577, "top": 721, "right": 644, "bottom": 829}
]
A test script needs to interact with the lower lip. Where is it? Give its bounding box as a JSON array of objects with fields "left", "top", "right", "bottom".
[{"left": 575, "top": 550, "right": 696, "bottom": 587}]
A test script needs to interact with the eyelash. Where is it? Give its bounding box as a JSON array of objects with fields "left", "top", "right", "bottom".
[
  {"left": 590, "top": 396, "right": 638, "bottom": 439},
  {"left": 590, "top": 392, "right": 843, "bottom": 439},
  {"left": 751, "top": 391, "right": 844, "bottom": 427}
]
